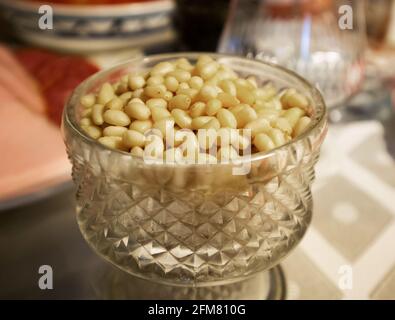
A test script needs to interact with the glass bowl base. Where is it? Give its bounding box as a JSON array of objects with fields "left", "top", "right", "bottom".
[{"left": 91, "top": 263, "right": 287, "bottom": 300}]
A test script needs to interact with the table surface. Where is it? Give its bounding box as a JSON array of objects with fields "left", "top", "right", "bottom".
[{"left": 1, "top": 90, "right": 395, "bottom": 301}]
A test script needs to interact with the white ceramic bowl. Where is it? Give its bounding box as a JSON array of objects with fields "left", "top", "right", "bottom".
[{"left": 0, "top": 0, "right": 175, "bottom": 52}]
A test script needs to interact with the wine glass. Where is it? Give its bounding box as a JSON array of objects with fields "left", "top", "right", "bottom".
[{"left": 219, "top": 0, "right": 366, "bottom": 110}]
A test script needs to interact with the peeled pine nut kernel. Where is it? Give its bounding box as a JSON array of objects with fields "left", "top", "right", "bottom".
[
  {"left": 164, "top": 76, "right": 179, "bottom": 92},
  {"left": 151, "top": 107, "right": 171, "bottom": 122},
  {"left": 216, "top": 108, "right": 237, "bottom": 129},
  {"left": 202, "top": 118, "right": 221, "bottom": 130},
  {"left": 217, "top": 92, "right": 239, "bottom": 108},
  {"left": 281, "top": 89, "right": 309, "bottom": 110},
  {"left": 83, "top": 125, "right": 102, "bottom": 139},
  {"left": 123, "top": 129, "right": 146, "bottom": 148},
  {"left": 167, "top": 69, "right": 191, "bottom": 83},
  {"left": 80, "top": 94, "right": 96, "bottom": 108},
  {"left": 130, "top": 146, "right": 144, "bottom": 157},
  {"left": 244, "top": 118, "right": 270, "bottom": 137},
  {"left": 191, "top": 116, "right": 214, "bottom": 130},
  {"left": 168, "top": 94, "right": 191, "bottom": 110},
  {"left": 103, "top": 126, "right": 128, "bottom": 137},
  {"left": 153, "top": 118, "right": 175, "bottom": 137},
  {"left": 206, "top": 99, "right": 222, "bottom": 116},
  {"left": 97, "top": 83, "right": 114, "bottom": 105},
  {"left": 271, "top": 117, "right": 292, "bottom": 135},
  {"left": 188, "top": 76, "right": 204, "bottom": 90},
  {"left": 151, "top": 61, "right": 175, "bottom": 75},
  {"left": 129, "top": 75, "right": 145, "bottom": 90},
  {"left": 146, "top": 98, "right": 167, "bottom": 109},
  {"left": 293, "top": 116, "right": 311, "bottom": 137},
  {"left": 283, "top": 107, "right": 305, "bottom": 127},
  {"left": 190, "top": 102, "right": 206, "bottom": 118},
  {"left": 103, "top": 110, "right": 131, "bottom": 126},
  {"left": 236, "top": 104, "right": 258, "bottom": 128},
  {"left": 124, "top": 102, "right": 151, "bottom": 121},
  {"left": 80, "top": 117, "right": 92, "bottom": 126},
  {"left": 92, "top": 104, "right": 105, "bottom": 125},
  {"left": 267, "top": 128, "right": 286, "bottom": 147},
  {"left": 254, "top": 133, "right": 275, "bottom": 152},
  {"left": 98, "top": 136, "right": 126, "bottom": 150},
  {"left": 145, "top": 85, "right": 166, "bottom": 98},
  {"left": 106, "top": 98, "right": 123, "bottom": 110},
  {"left": 129, "top": 120, "right": 153, "bottom": 134},
  {"left": 172, "top": 109, "right": 192, "bottom": 129}
]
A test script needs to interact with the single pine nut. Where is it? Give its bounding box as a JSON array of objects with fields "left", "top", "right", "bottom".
[
  {"left": 188, "top": 76, "right": 204, "bottom": 90},
  {"left": 236, "top": 104, "right": 258, "bottom": 128},
  {"left": 164, "top": 76, "right": 179, "bottom": 92},
  {"left": 153, "top": 118, "right": 175, "bottom": 137},
  {"left": 80, "top": 117, "right": 92, "bottom": 126},
  {"left": 106, "top": 97, "right": 123, "bottom": 110},
  {"left": 82, "top": 125, "right": 102, "bottom": 139},
  {"left": 98, "top": 83, "right": 114, "bottom": 105},
  {"left": 129, "top": 75, "right": 145, "bottom": 90},
  {"left": 150, "top": 61, "right": 175, "bottom": 75},
  {"left": 152, "top": 107, "right": 171, "bottom": 122},
  {"left": 202, "top": 117, "right": 220, "bottom": 130},
  {"left": 217, "top": 92, "right": 240, "bottom": 108},
  {"left": 145, "top": 85, "right": 166, "bottom": 98},
  {"left": 244, "top": 118, "right": 271, "bottom": 137},
  {"left": 92, "top": 104, "right": 105, "bottom": 125},
  {"left": 254, "top": 133, "right": 275, "bottom": 152},
  {"left": 146, "top": 75, "right": 164, "bottom": 86},
  {"left": 271, "top": 117, "right": 292, "bottom": 135},
  {"left": 191, "top": 116, "right": 214, "bottom": 130},
  {"left": 219, "top": 79, "right": 237, "bottom": 96},
  {"left": 283, "top": 107, "right": 306, "bottom": 127},
  {"left": 129, "top": 119, "right": 153, "bottom": 134},
  {"left": 206, "top": 99, "right": 222, "bottom": 116},
  {"left": 119, "top": 92, "right": 133, "bottom": 104},
  {"left": 103, "top": 126, "right": 128, "bottom": 137},
  {"left": 293, "top": 116, "right": 311, "bottom": 137},
  {"left": 80, "top": 94, "right": 96, "bottom": 108},
  {"left": 167, "top": 69, "right": 191, "bottom": 83},
  {"left": 103, "top": 110, "right": 131, "bottom": 126},
  {"left": 130, "top": 146, "right": 144, "bottom": 157},
  {"left": 267, "top": 128, "right": 286, "bottom": 147},
  {"left": 146, "top": 98, "right": 167, "bottom": 109},
  {"left": 168, "top": 94, "right": 191, "bottom": 110},
  {"left": 171, "top": 109, "right": 192, "bottom": 129},
  {"left": 190, "top": 102, "right": 206, "bottom": 118},
  {"left": 98, "top": 136, "right": 126, "bottom": 150},
  {"left": 198, "top": 61, "right": 219, "bottom": 80},
  {"left": 124, "top": 102, "right": 151, "bottom": 121},
  {"left": 123, "top": 129, "right": 146, "bottom": 148},
  {"left": 199, "top": 85, "right": 218, "bottom": 102},
  {"left": 281, "top": 89, "right": 309, "bottom": 110},
  {"left": 236, "top": 84, "right": 255, "bottom": 105},
  {"left": 216, "top": 108, "right": 237, "bottom": 129}
]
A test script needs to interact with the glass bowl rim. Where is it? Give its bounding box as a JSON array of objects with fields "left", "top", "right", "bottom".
[{"left": 63, "top": 52, "right": 327, "bottom": 168}]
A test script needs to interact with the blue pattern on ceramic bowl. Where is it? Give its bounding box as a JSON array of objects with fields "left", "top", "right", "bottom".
[{"left": 0, "top": 0, "right": 175, "bottom": 52}]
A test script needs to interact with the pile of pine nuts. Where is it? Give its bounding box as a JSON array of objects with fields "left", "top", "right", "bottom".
[{"left": 79, "top": 55, "right": 312, "bottom": 163}]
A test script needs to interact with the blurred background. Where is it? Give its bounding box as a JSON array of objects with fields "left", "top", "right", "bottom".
[{"left": 0, "top": 0, "right": 395, "bottom": 300}]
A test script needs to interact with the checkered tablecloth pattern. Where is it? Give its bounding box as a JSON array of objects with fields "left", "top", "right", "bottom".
[{"left": 283, "top": 118, "right": 395, "bottom": 299}]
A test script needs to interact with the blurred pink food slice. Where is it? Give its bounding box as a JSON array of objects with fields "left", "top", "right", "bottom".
[
  {"left": 0, "top": 45, "right": 46, "bottom": 114},
  {"left": 0, "top": 86, "right": 70, "bottom": 201}
]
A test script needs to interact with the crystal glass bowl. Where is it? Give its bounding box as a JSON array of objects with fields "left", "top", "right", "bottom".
[{"left": 62, "top": 53, "right": 327, "bottom": 287}]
